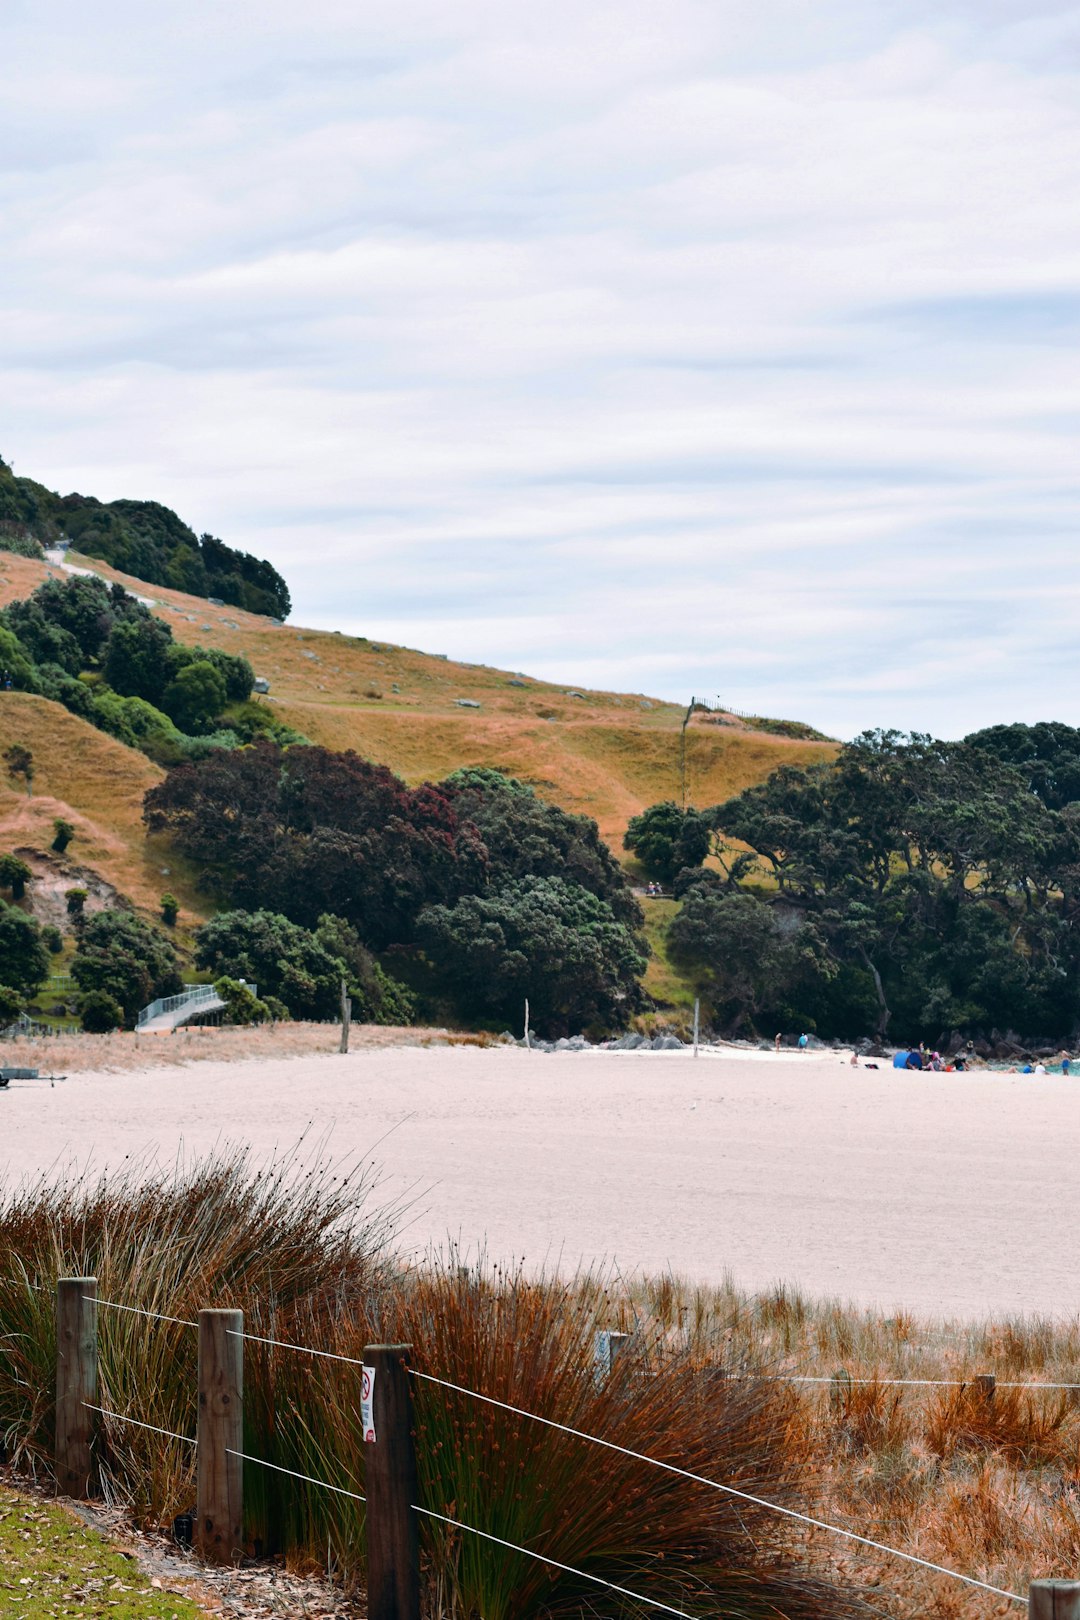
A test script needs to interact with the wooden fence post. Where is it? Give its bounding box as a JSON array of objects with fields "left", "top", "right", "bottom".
[
  {"left": 692, "top": 999, "right": 700, "bottom": 1058},
  {"left": 830, "top": 1367, "right": 852, "bottom": 1413},
  {"left": 55, "top": 1277, "right": 97, "bottom": 1498},
  {"left": 197, "top": 1308, "right": 243, "bottom": 1565},
  {"left": 1029, "top": 1580, "right": 1080, "bottom": 1617},
  {"left": 340, "top": 978, "right": 352, "bottom": 1054},
  {"left": 975, "top": 1372, "right": 996, "bottom": 1404},
  {"left": 363, "top": 1344, "right": 420, "bottom": 1620}
]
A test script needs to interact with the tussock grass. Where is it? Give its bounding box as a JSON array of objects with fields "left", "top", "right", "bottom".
[{"left": 1, "top": 1153, "right": 871, "bottom": 1620}]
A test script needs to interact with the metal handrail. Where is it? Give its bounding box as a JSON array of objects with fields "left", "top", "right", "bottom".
[{"left": 136, "top": 982, "right": 257, "bottom": 1028}]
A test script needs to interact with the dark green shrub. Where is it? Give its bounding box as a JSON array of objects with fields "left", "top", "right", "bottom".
[{"left": 80, "top": 989, "right": 123, "bottom": 1033}]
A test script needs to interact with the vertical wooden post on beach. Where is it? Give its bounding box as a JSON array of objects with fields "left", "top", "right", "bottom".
[
  {"left": 340, "top": 978, "right": 352, "bottom": 1054},
  {"left": 524, "top": 998, "right": 531, "bottom": 1050},
  {"left": 975, "top": 1371, "right": 996, "bottom": 1405},
  {"left": 1029, "top": 1580, "right": 1080, "bottom": 1618},
  {"left": 829, "top": 1367, "right": 852, "bottom": 1413},
  {"left": 363, "top": 1344, "right": 420, "bottom": 1620},
  {"left": 197, "top": 1308, "right": 243, "bottom": 1564},
  {"left": 55, "top": 1277, "right": 97, "bottom": 1498},
  {"left": 693, "top": 999, "right": 700, "bottom": 1058}
]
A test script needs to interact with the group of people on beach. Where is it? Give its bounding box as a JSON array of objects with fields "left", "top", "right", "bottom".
[{"left": 774, "top": 1032, "right": 1075, "bottom": 1075}]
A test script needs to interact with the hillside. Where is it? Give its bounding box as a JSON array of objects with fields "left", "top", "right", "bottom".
[{"left": 0, "top": 549, "right": 835, "bottom": 884}]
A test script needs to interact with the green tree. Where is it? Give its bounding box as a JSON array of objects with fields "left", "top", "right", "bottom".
[
  {"left": 52, "top": 818, "right": 74, "bottom": 854},
  {"left": 160, "top": 892, "right": 179, "bottom": 926},
  {"left": 80, "top": 989, "right": 123, "bottom": 1033},
  {"left": 0, "top": 627, "right": 41, "bottom": 693},
  {"left": 667, "top": 889, "right": 834, "bottom": 1036},
  {"left": 0, "top": 900, "right": 49, "bottom": 994},
  {"left": 0, "top": 853, "right": 31, "bottom": 901},
  {"left": 195, "top": 909, "right": 348, "bottom": 1020},
  {"left": 445, "top": 768, "right": 642, "bottom": 926},
  {"left": 71, "top": 909, "right": 181, "bottom": 1026},
  {"left": 161, "top": 659, "right": 227, "bottom": 733},
  {"left": 214, "top": 975, "right": 270, "bottom": 1025},
  {"left": 103, "top": 614, "right": 173, "bottom": 705},
  {"left": 624, "top": 801, "right": 712, "bottom": 885},
  {"left": 417, "top": 876, "right": 647, "bottom": 1037},
  {"left": 65, "top": 888, "right": 88, "bottom": 919},
  {"left": 0, "top": 984, "right": 24, "bottom": 1025}
]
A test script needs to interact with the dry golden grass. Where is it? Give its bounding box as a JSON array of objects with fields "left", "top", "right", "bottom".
[
  {"left": 0, "top": 550, "right": 834, "bottom": 859},
  {"left": 624, "top": 1273, "right": 1080, "bottom": 1618},
  {"left": 6, "top": 1020, "right": 457, "bottom": 1075}
]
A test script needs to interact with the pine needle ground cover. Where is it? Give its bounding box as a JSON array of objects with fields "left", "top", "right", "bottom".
[{"left": 0, "top": 1486, "right": 205, "bottom": 1619}]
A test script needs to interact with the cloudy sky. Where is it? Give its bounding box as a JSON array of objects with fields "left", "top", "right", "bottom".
[{"left": 4, "top": 1, "right": 1080, "bottom": 739}]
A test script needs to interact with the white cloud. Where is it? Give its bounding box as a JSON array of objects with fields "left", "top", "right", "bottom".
[{"left": 4, "top": 1, "right": 1080, "bottom": 739}]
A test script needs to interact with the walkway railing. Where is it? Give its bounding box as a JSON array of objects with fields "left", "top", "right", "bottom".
[{"left": 136, "top": 984, "right": 225, "bottom": 1028}]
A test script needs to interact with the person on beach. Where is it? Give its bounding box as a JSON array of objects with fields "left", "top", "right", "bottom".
[
  {"left": 904, "top": 1047, "right": 923, "bottom": 1070},
  {"left": 774, "top": 1033, "right": 782, "bottom": 1053},
  {"left": 798, "top": 1032, "right": 808, "bottom": 1051},
  {"left": 1063, "top": 1056, "right": 1072, "bottom": 1076}
]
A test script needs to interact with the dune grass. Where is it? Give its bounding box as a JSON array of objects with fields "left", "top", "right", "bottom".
[
  {"left": 8, "top": 1148, "right": 1080, "bottom": 1614},
  {"left": 0, "top": 1149, "right": 876, "bottom": 1620}
]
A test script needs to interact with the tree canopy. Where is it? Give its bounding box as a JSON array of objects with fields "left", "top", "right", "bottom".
[
  {"left": 71, "top": 909, "right": 182, "bottom": 1026},
  {"left": 417, "top": 875, "right": 647, "bottom": 1036},
  {"left": 667, "top": 727, "right": 1080, "bottom": 1043},
  {"left": 0, "top": 455, "right": 290, "bottom": 618}
]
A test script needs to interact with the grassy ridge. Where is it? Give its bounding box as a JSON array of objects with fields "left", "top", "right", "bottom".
[{"left": 0, "top": 551, "right": 833, "bottom": 903}]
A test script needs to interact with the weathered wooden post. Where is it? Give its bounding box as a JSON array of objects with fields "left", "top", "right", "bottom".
[
  {"left": 975, "top": 1371, "right": 996, "bottom": 1404},
  {"left": 692, "top": 999, "right": 700, "bottom": 1058},
  {"left": 1029, "top": 1580, "right": 1080, "bottom": 1617},
  {"left": 524, "top": 998, "right": 531, "bottom": 1050},
  {"left": 197, "top": 1308, "right": 243, "bottom": 1564},
  {"left": 829, "top": 1367, "right": 852, "bottom": 1413},
  {"left": 340, "top": 978, "right": 352, "bottom": 1054},
  {"left": 55, "top": 1277, "right": 97, "bottom": 1498},
  {"left": 363, "top": 1344, "right": 420, "bottom": 1620}
]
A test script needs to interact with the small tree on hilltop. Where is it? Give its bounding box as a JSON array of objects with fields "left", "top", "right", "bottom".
[
  {"left": 0, "top": 854, "right": 31, "bottom": 901},
  {"left": 3, "top": 744, "right": 33, "bottom": 796},
  {"left": 51, "top": 818, "right": 75, "bottom": 854},
  {"left": 160, "top": 892, "right": 179, "bottom": 926},
  {"left": 65, "top": 887, "right": 88, "bottom": 921}
]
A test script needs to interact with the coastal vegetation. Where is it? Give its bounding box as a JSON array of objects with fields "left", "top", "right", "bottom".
[
  {"left": 0, "top": 455, "right": 290, "bottom": 619},
  {"left": 634, "top": 726, "right": 1080, "bottom": 1047},
  {"left": 2, "top": 1148, "right": 1078, "bottom": 1617}
]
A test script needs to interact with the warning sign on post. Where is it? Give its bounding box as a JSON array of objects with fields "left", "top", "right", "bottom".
[{"left": 361, "top": 1364, "right": 377, "bottom": 1442}]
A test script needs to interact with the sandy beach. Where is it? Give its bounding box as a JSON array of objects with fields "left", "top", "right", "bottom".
[{"left": 2, "top": 1043, "right": 1077, "bottom": 1321}]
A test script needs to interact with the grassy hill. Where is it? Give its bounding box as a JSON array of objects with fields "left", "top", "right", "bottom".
[{"left": 0, "top": 550, "right": 834, "bottom": 1001}]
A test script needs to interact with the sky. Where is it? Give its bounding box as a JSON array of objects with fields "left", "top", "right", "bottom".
[{"left": 3, "top": 1, "right": 1080, "bottom": 741}]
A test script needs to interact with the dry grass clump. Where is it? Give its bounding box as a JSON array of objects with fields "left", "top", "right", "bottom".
[
  {"left": 4, "top": 1021, "right": 454, "bottom": 1076},
  {"left": 0, "top": 1154, "right": 872, "bottom": 1620}
]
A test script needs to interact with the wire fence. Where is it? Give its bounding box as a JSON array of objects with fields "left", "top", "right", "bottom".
[{"left": 42, "top": 1285, "right": 1045, "bottom": 1611}]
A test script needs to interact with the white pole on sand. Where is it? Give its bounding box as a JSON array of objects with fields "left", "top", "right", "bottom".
[
  {"left": 524, "top": 998, "right": 531, "bottom": 1050},
  {"left": 693, "top": 998, "right": 700, "bottom": 1058}
]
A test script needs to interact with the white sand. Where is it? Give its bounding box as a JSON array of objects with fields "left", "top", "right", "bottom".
[{"left": 2, "top": 1045, "right": 1076, "bottom": 1320}]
